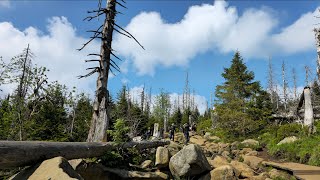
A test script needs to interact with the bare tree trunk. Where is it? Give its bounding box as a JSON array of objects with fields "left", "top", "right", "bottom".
[
  {"left": 292, "top": 68, "right": 297, "bottom": 100},
  {"left": 282, "top": 61, "right": 287, "bottom": 110},
  {"left": 17, "top": 44, "right": 30, "bottom": 141},
  {"left": 304, "top": 87, "right": 315, "bottom": 134},
  {"left": 70, "top": 108, "right": 76, "bottom": 137},
  {"left": 87, "top": 0, "right": 116, "bottom": 142},
  {"left": 314, "top": 28, "right": 320, "bottom": 82}
]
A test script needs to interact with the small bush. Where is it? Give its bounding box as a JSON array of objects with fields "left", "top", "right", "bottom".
[
  {"left": 197, "top": 119, "right": 212, "bottom": 134},
  {"left": 276, "top": 123, "right": 307, "bottom": 142},
  {"left": 308, "top": 145, "right": 320, "bottom": 166},
  {"left": 107, "top": 119, "right": 130, "bottom": 142},
  {"left": 268, "top": 135, "right": 320, "bottom": 165}
]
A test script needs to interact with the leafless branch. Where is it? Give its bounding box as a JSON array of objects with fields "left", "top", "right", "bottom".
[
  {"left": 86, "top": 67, "right": 99, "bottom": 70},
  {"left": 113, "top": 23, "right": 145, "bottom": 50},
  {"left": 77, "top": 31, "right": 102, "bottom": 51},
  {"left": 88, "top": 53, "right": 102, "bottom": 57},
  {"left": 78, "top": 68, "right": 99, "bottom": 79},
  {"left": 85, "top": 59, "right": 100, "bottom": 62},
  {"left": 83, "top": 12, "right": 105, "bottom": 21},
  {"left": 116, "top": 1, "right": 127, "bottom": 9},
  {"left": 114, "top": 28, "right": 130, "bottom": 38},
  {"left": 111, "top": 51, "right": 122, "bottom": 61}
]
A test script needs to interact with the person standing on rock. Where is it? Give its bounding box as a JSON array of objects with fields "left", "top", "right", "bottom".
[
  {"left": 183, "top": 123, "right": 190, "bottom": 145},
  {"left": 159, "top": 128, "right": 164, "bottom": 139},
  {"left": 169, "top": 123, "right": 176, "bottom": 141}
]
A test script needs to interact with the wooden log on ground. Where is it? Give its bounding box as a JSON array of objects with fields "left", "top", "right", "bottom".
[{"left": 0, "top": 140, "right": 169, "bottom": 169}]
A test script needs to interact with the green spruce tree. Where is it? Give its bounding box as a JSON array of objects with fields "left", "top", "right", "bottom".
[{"left": 215, "top": 51, "right": 272, "bottom": 138}]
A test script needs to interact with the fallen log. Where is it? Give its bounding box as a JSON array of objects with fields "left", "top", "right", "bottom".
[{"left": 0, "top": 140, "right": 169, "bottom": 169}]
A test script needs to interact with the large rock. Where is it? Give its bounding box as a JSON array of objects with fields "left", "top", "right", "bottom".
[
  {"left": 155, "top": 147, "right": 170, "bottom": 168},
  {"left": 277, "top": 136, "right": 298, "bottom": 145},
  {"left": 241, "top": 139, "right": 259, "bottom": 148},
  {"left": 166, "top": 141, "right": 182, "bottom": 156},
  {"left": 210, "top": 165, "right": 237, "bottom": 180},
  {"left": 200, "top": 165, "right": 237, "bottom": 180},
  {"left": 68, "top": 159, "right": 84, "bottom": 170},
  {"left": 230, "top": 160, "right": 255, "bottom": 178},
  {"left": 205, "top": 143, "right": 219, "bottom": 154},
  {"left": 11, "top": 157, "right": 83, "bottom": 180},
  {"left": 243, "top": 155, "right": 264, "bottom": 170},
  {"left": 141, "top": 160, "right": 153, "bottom": 169},
  {"left": 209, "top": 155, "right": 229, "bottom": 168},
  {"left": 169, "top": 144, "right": 212, "bottom": 178},
  {"left": 246, "top": 150, "right": 258, "bottom": 156},
  {"left": 204, "top": 133, "right": 221, "bottom": 142},
  {"left": 190, "top": 135, "right": 206, "bottom": 146},
  {"left": 221, "top": 151, "right": 231, "bottom": 160},
  {"left": 240, "top": 148, "right": 253, "bottom": 155},
  {"left": 268, "top": 169, "right": 294, "bottom": 180}
]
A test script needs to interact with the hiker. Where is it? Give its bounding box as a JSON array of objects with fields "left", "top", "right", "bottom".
[
  {"left": 183, "top": 123, "right": 190, "bottom": 144},
  {"left": 144, "top": 127, "right": 151, "bottom": 140},
  {"left": 169, "top": 123, "right": 176, "bottom": 141},
  {"left": 191, "top": 122, "right": 197, "bottom": 132},
  {"left": 159, "top": 128, "right": 164, "bottom": 139}
]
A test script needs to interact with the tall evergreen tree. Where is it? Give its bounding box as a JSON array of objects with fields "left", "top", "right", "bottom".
[{"left": 215, "top": 51, "right": 272, "bottom": 138}]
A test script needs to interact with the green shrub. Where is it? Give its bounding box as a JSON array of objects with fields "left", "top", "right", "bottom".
[
  {"left": 268, "top": 135, "right": 320, "bottom": 165},
  {"left": 101, "top": 150, "right": 125, "bottom": 167},
  {"left": 107, "top": 119, "right": 130, "bottom": 142},
  {"left": 276, "top": 123, "right": 307, "bottom": 142},
  {"left": 259, "top": 132, "right": 276, "bottom": 148},
  {"left": 197, "top": 119, "right": 212, "bottom": 134},
  {"left": 308, "top": 145, "right": 320, "bottom": 166}
]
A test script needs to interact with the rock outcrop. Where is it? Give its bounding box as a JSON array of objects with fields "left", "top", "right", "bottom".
[
  {"left": 169, "top": 144, "right": 212, "bottom": 178},
  {"left": 11, "top": 157, "right": 83, "bottom": 180},
  {"left": 155, "top": 147, "right": 169, "bottom": 168}
]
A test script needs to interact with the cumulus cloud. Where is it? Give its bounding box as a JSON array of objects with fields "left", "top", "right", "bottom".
[
  {"left": 0, "top": 17, "right": 100, "bottom": 95},
  {"left": 128, "top": 86, "right": 207, "bottom": 114},
  {"left": 0, "top": 0, "right": 10, "bottom": 8},
  {"left": 114, "top": 1, "right": 318, "bottom": 75}
]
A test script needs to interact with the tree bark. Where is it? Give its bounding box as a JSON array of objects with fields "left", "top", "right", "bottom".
[
  {"left": 87, "top": 0, "right": 116, "bottom": 142},
  {"left": 0, "top": 140, "right": 169, "bottom": 169},
  {"left": 303, "top": 87, "right": 315, "bottom": 134}
]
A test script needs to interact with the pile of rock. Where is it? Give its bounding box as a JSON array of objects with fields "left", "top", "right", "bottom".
[{"left": 9, "top": 133, "right": 297, "bottom": 180}]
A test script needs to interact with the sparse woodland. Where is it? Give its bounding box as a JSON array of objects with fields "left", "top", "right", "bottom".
[{"left": 2, "top": 0, "right": 320, "bottom": 179}]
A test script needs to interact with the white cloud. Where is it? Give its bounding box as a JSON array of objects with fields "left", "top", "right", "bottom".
[
  {"left": 114, "top": 1, "right": 318, "bottom": 75},
  {"left": 271, "top": 11, "right": 316, "bottom": 54},
  {"left": 0, "top": 0, "right": 10, "bottom": 8},
  {"left": 0, "top": 17, "right": 100, "bottom": 96}
]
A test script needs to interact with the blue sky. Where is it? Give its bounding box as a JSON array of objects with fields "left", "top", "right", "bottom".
[{"left": 0, "top": 0, "right": 319, "bottom": 113}]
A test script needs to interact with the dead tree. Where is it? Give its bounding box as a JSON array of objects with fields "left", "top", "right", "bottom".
[
  {"left": 267, "top": 57, "right": 277, "bottom": 110},
  {"left": 78, "top": 0, "right": 144, "bottom": 142},
  {"left": 281, "top": 61, "right": 288, "bottom": 110},
  {"left": 314, "top": 28, "right": 320, "bottom": 82},
  {"left": 297, "top": 87, "right": 315, "bottom": 134},
  {"left": 0, "top": 140, "right": 169, "bottom": 168},
  {"left": 292, "top": 68, "right": 298, "bottom": 100}
]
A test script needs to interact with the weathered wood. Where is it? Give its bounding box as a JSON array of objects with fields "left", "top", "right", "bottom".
[
  {"left": 87, "top": 0, "right": 116, "bottom": 142},
  {"left": 0, "top": 140, "right": 169, "bottom": 169},
  {"left": 304, "top": 87, "right": 315, "bottom": 133}
]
